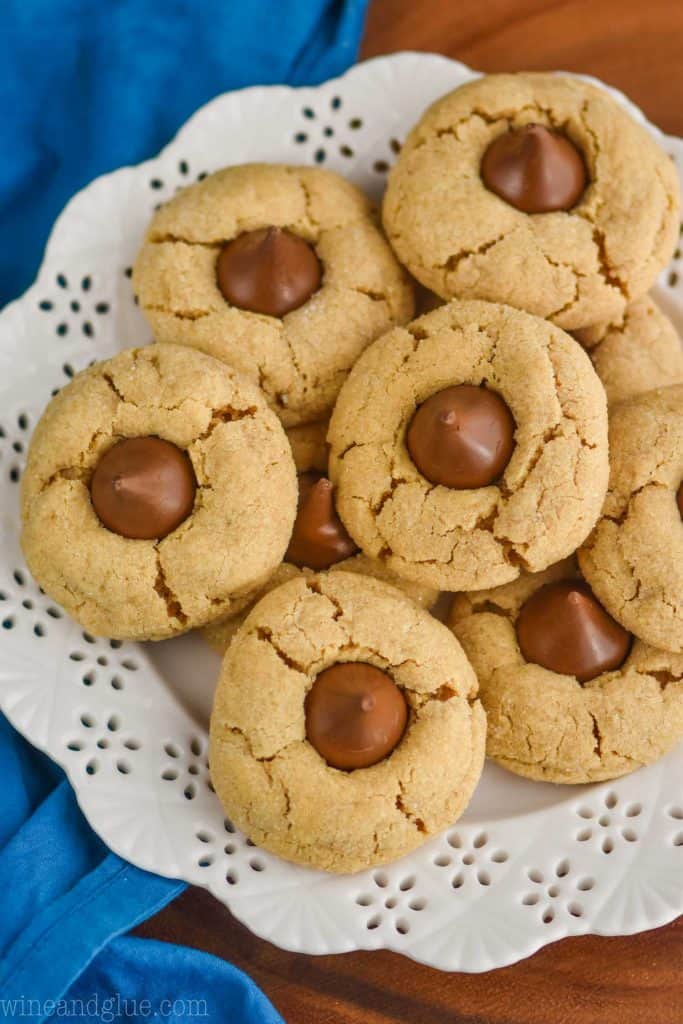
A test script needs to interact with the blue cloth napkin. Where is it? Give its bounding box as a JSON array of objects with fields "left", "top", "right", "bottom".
[
  {"left": 1, "top": 1, "right": 368, "bottom": 1019},
  {"left": 0, "top": 716, "right": 284, "bottom": 1023},
  {"left": 0, "top": 0, "right": 368, "bottom": 306}
]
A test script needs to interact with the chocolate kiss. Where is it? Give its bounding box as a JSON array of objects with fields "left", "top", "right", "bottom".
[
  {"left": 406, "top": 385, "right": 515, "bottom": 489},
  {"left": 305, "top": 662, "right": 408, "bottom": 770},
  {"left": 285, "top": 472, "right": 358, "bottom": 570},
  {"left": 216, "top": 226, "right": 322, "bottom": 317},
  {"left": 481, "top": 123, "right": 587, "bottom": 213},
  {"left": 90, "top": 436, "right": 196, "bottom": 540},
  {"left": 516, "top": 580, "right": 632, "bottom": 683}
]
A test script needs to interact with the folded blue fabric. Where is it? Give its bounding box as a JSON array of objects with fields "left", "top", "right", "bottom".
[
  {"left": 0, "top": 716, "right": 284, "bottom": 1024},
  {"left": 63, "top": 938, "right": 284, "bottom": 1024},
  {"left": 0, "top": 2, "right": 367, "bottom": 1018},
  {"left": 0, "top": 0, "right": 368, "bottom": 306}
]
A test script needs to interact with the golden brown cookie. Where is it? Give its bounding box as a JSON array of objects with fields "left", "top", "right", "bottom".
[
  {"left": 449, "top": 559, "right": 683, "bottom": 783},
  {"left": 573, "top": 296, "right": 683, "bottom": 404},
  {"left": 283, "top": 420, "right": 329, "bottom": 474},
  {"left": 201, "top": 420, "right": 437, "bottom": 653},
  {"left": 328, "top": 299, "right": 609, "bottom": 592},
  {"left": 133, "top": 164, "right": 414, "bottom": 426},
  {"left": 202, "top": 558, "right": 438, "bottom": 654},
  {"left": 21, "top": 345, "right": 297, "bottom": 641},
  {"left": 209, "top": 572, "right": 485, "bottom": 873},
  {"left": 578, "top": 385, "right": 683, "bottom": 653},
  {"left": 383, "top": 74, "right": 680, "bottom": 330}
]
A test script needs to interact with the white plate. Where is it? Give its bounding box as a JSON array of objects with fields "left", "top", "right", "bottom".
[{"left": 0, "top": 53, "right": 681, "bottom": 972}]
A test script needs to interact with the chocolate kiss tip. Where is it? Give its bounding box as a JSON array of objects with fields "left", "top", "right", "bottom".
[
  {"left": 567, "top": 590, "right": 584, "bottom": 606},
  {"left": 439, "top": 410, "right": 458, "bottom": 427},
  {"left": 304, "top": 477, "right": 334, "bottom": 509},
  {"left": 361, "top": 695, "right": 376, "bottom": 712},
  {"left": 521, "top": 125, "right": 547, "bottom": 149},
  {"left": 112, "top": 471, "right": 147, "bottom": 497},
  {"left": 301, "top": 477, "right": 334, "bottom": 511}
]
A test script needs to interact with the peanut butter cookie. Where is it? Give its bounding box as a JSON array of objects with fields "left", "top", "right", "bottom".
[
  {"left": 209, "top": 572, "right": 485, "bottom": 873},
  {"left": 328, "top": 300, "right": 609, "bottom": 592},
  {"left": 573, "top": 296, "right": 683, "bottom": 405},
  {"left": 383, "top": 74, "right": 679, "bottom": 330},
  {"left": 449, "top": 558, "right": 683, "bottom": 783},
  {"left": 133, "top": 164, "right": 414, "bottom": 426},
  {"left": 578, "top": 385, "right": 683, "bottom": 653},
  {"left": 21, "top": 345, "right": 297, "bottom": 640}
]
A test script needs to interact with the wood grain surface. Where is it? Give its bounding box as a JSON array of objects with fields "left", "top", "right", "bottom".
[
  {"left": 362, "top": 0, "right": 683, "bottom": 135},
  {"left": 138, "top": 3, "right": 683, "bottom": 1019}
]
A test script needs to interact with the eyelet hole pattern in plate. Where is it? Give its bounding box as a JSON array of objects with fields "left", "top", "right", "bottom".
[
  {"left": 571, "top": 788, "right": 647, "bottom": 852},
  {"left": 520, "top": 860, "right": 592, "bottom": 923},
  {"left": 0, "top": 55, "right": 681, "bottom": 971}
]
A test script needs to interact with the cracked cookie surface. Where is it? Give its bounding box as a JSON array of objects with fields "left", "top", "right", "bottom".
[
  {"left": 383, "top": 73, "right": 680, "bottom": 331},
  {"left": 209, "top": 571, "right": 485, "bottom": 872},
  {"left": 133, "top": 163, "right": 414, "bottom": 427},
  {"left": 20, "top": 344, "right": 297, "bottom": 640},
  {"left": 328, "top": 299, "right": 609, "bottom": 592},
  {"left": 573, "top": 296, "right": 683, "bottom": 405},
  {"left": 449, "top": 558, "right": 683, "bottom": 783},
  {"left": 201, "top": 420, "right": 438, "bottom": 653},
  {"left": 578, "top": 385, "right": 683, "bottom": 653}
]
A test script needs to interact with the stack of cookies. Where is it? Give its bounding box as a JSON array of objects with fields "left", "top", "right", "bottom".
[{"left": 20, "top": 73, "right": 683, "bottom": 874}]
